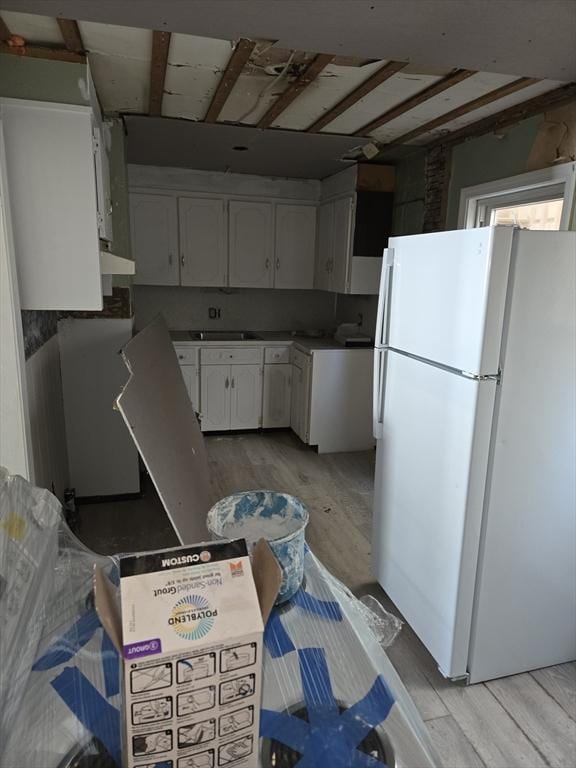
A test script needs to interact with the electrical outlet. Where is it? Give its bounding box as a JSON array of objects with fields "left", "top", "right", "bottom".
[{"left": 208, "top": 307, "right": 221, "bottom": 320}]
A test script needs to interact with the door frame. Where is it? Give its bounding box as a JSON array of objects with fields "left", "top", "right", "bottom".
[
  {"left": 0, "top": 119, "right": 33, "bottom": 479},
  {"left": 457, "top": 162, "right": 576, "bottom": 230}
]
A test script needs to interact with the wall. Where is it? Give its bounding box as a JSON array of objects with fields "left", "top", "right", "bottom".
[
  {"left": 391, "top": 150, "right": 426, "bottom": 235},
  {"left": 134, "top": 286, "right": 337, "bottom": 332}
]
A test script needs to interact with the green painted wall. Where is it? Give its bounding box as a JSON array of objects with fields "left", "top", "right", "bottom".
[
  {"left": 0, "top": 54, "right": 89, "bottom": 104},
  {"left": 445, "top": 114, "right": 545, "bottom": 228}
]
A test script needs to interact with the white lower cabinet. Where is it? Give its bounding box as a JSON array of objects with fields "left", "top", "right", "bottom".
[
  {"left": 263, "top": 364, "right": 292, "bottom": 428},
  {"left": 180, "top": 365, "right": 199, "bottom": 412},
  {"left": 200, "top": 365, "right": 232, "bottom": 431},
  {"left": 290, "top": 356, "right": 311, "bottom": 443},
  {"left": 201, "top": 363, "right": 262, "bottom": 431}
]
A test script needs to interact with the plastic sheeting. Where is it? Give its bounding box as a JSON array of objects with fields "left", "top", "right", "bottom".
[{"left": 0, "top": 470, "right": 438, "bottom": 768}]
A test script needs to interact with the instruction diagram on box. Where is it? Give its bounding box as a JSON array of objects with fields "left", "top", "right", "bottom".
[
  {"left": 219, "top": 674, "right": 255, "bottom": 706},
  {"left": 132, "top": 695, "right": 173, "bottom": 725},
  {"left": 138, "top": 762, "right": 174, "bottom": 768},
  {"left": 132, "top": 728, "right": 173, "bottom": 757},
  {"left": 177, "top": 686, "right": 216, "bottom": 717},
  {"left": 131, "top": 662, "right": 173, "bottom": 694},
  {"left": 177, "top": 653, "right": 216, "bottom": 684},
  {"left": 218, "top": 706, "right": 254, "bottom": 737},
  {"left": 220, "top": 643, "right": 257, "bottom": 673},
  {"left": 178, "top": 717, "right": 217, "bottom": 748},
  {"left": 218, "top": 734, "right": 254, "bottom": 766},
  {"left": 177, "top": 750, "right": 215, "bottom": 768}
]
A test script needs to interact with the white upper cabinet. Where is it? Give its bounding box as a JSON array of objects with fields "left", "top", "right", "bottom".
[
  {"left": 315, "top": 202, "right": 335, "bottom": 291},
  {"left": 130, "top": 193, "right": 179, "bottom": 286},
  {"left": 92, "top": 120, "right": 113, "bottom": 242},
  {"left": 274, "top": 204, "right": 316, "bottom": 289},
  {"left": 179, "top": 196, "right": 227, "bottom": 287},
  {"left": 1, "top": 99, "right": 103, "bottom": 310},
  {"left": 332, "top": 195, "right": 354, "bottom": 293},
  {"left": 228, "top": 200, "right": 274, "bottom": 288}
]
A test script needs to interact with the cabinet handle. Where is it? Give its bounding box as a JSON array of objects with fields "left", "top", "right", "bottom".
[
  {"left": 276, "top": 258, "right": 280, "bottom": 270},
  {"left": 265, "top": 258, "right": 270, "bottom": 269},
  {"left": 231, "top": 378, "right": 235, "bottom": 389},
  {"left": 225, "top": 377, "right": 229, "bottom": 389},
  {"left": 168, "top": 253, "right": 173, "bottom": 265},
  {"left": 181, "top": 254, "right": 185, "bottom": 266}
]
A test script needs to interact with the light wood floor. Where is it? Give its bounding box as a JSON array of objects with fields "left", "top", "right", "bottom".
[{"left": 206, "top": 430, "right": 576, "bottom": 768}]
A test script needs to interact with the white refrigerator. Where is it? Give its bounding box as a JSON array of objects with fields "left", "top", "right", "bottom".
[{"left": 372, "top": 226, "right": 576, "bottom": 684}]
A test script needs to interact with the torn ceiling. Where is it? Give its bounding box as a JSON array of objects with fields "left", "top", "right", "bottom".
[{"left": 0, "top": 8, "right": 573, "bottom": 176}]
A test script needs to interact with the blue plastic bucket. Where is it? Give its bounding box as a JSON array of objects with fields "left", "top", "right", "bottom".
[{"left": 206, "top": 491, "right": 309, "bottom": 604}]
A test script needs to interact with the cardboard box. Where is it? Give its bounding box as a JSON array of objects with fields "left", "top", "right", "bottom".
[{"left": 119, "top": 539, "right": 265, "bottom": 768}]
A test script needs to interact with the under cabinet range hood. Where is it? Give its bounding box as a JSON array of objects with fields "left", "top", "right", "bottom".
[{"left": 99, "top": 249, "right": 135, "bottom": 275}]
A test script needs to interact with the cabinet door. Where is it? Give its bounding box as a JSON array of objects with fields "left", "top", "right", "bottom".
[
  {"left": 130, "top": 193, "right": 179, "bottom": 286},
  {"left": 179, "top": 196, "right": 227, "bottom": 287},
  {"left": 200, "top": 365, "right": 231, "bottom": 431},
  {"left": 92, "top": 121, "right": 113, "bottom": 242},
  {"left": 180, "top": 365, "right": 199, "bottom": 412},
  {"left": 229, "top": 200, "right": 274, "bottom": 288},
  {"left": 331, "top": 195, "right": 354, "bottom": 293},
  {"left": 263, "top": 364, "right": 292, "bottom": 428},
  {"left": 315, "top": 201, "right": 334, "bottom": 291},
  {"left": 230, "top": 364, "right": 263, "bottom": 430},
  {"left": 290, "top": 365, "right": 303, "bottom": 439},
  {"left": 274, "top": 204, "right": 317, "bottom": 289}
]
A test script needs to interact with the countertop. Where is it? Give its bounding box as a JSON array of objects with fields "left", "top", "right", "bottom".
[{"left": 169, "top": 330, "right": 372, "bottom": 353}]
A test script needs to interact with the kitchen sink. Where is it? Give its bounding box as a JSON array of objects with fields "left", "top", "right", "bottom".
[{"left": 190, "top": 331, "right": 262, "bottom": 341}]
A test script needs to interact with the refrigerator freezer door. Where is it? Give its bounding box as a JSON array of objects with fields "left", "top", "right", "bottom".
[
  {"left": 387, "top": 227, "right": 513, "bottom": 375},
  {"left": 468, "top": 230, "right": 576, "bottom": 683},
  {"left": 372, "top": 351, "right": 497, "bottom": 678}
]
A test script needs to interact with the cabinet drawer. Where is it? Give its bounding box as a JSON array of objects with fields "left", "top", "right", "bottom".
[
  {"left": 291, "top": 346, "right": 310, "bottom": 370},
  {"left": 201, "top": 346, "right": 264, "bottom": 365},
  {"left": 265, "top": 346, "right": 291, "bottom": 365},
  {"left": 173, "top": 344, "right": 199, "bottom": 365}
]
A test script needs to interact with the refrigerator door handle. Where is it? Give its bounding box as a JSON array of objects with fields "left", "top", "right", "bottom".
[
  {"left": 375, "top": 249, "right": 394, "bottom": 347},
  {"left": 373, "top": 347, "right": 387, "bottom": 439}
]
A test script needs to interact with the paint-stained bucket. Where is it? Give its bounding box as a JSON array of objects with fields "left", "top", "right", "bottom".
[{"left": 206, "top": 491, "right": 309, "bottom": 604}]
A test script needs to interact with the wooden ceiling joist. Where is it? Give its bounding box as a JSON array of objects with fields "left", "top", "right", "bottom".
[
  {"left": 427, "top": 82, "right": 576, "bottom": 148},
  {"left": 0, "top": 15, "right": 11, "bottom": 41},
  {"left": 391, "top": 76, "right": 540, "bottom": 145},
  {"left": 355, "top": 68, "right": 476, "bottom": 136},
  {"left": 257, "top": 53, "right": 334, "bottom": 129},
  {"left": 0, "top": 41, "right": 85, "bottom": 63},
  {"left": 149, "top": 30, "right": 172, "bottom": 116},
  {"left": 57, "top": 18, "right": 84, "bottom": 53},
  {"left": 307, "top": 59, "right": 407, "bottom": 133},
  {"left": 205, "top": 38, "right": 256, "bottom": 123}
]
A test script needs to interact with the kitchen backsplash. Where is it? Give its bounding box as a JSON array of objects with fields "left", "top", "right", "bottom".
[{"left": 134, "top": 286, "right": 338, "bottom": 332}]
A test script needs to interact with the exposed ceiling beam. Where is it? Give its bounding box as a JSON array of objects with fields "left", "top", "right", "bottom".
[
  {"left": 307, "top": 59, "right": 407, "bottom": 133},
  {"left": 355, "top": 68, "right": 476, "bottom": 136},
  {"left": 204, "top": 38, "right": 256, "bottom": 123},
  {"left": 0, "top": 15, "right": 11, "bottom": 41},
  {"left": 57, "top": 18, "right": 84, "bottom": 52},
  {"left": 149, "top": 30, "right": 171, "bottom": 116},
  {"left": 427, "top": 82, "right": 576, "bottom": 148},
  {"left": 257, "top": 52, "right": 334, "bottom": 129},
  {"left": 0, "top": 41, "right": 85, "bottom": 63},
  {"left": 391, "top": 76, "right": 540, "bottom": 145}
]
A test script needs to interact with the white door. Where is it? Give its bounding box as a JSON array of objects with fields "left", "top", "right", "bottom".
[
  {"left": 200, "top": 364, "right": 230, "bottom": 431},
  {"left": 274, "top": 204, "right": 316, "bottom": 289},
  {"left": 331, "top": 195, "right": 354, "bottom": 292},
  {"left": 180, "top": 365, "right": 199, "bottom": 412},
  {"left": 229, "top": 200, "right": 273, "bottom": 288},
  {"left": 385, "top": 227, "right": 513, "bottom": 374},
  {"left": 372, "top": 350, "right": 497, "bottom": 679},
  {"left": 230, "top": 364, "right": 262, "bottom": 430},
  {"left": 315, "top": 201, "right": 334, "bottom": 290},
  {"left": 179, "top": 196, "right": 227, "bottom": 287},
  {"left": 130, "top": 193, "right": 179, "bottom": 286},
  {"left": 263, "top": 364, "right": 292, "bottom": 428}
]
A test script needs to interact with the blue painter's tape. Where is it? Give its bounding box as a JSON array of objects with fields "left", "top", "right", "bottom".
[
  {"left": 264, "top": 609, "right": 295, "bottom": 658},
  {"left": 51, "top": 666, "right": 121, "bottom": 766},
  {"left": 32, "top": 610, "right": 101, "bottom": 671},
  {"left": 292, "top": 588, "right": 343, "bottom": 622},
  {"left": 101, "top": 631, "right": 120, "bottom": 698},
  {"left": 261, "top": 646, "right": 392, "bottom": 767}
]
